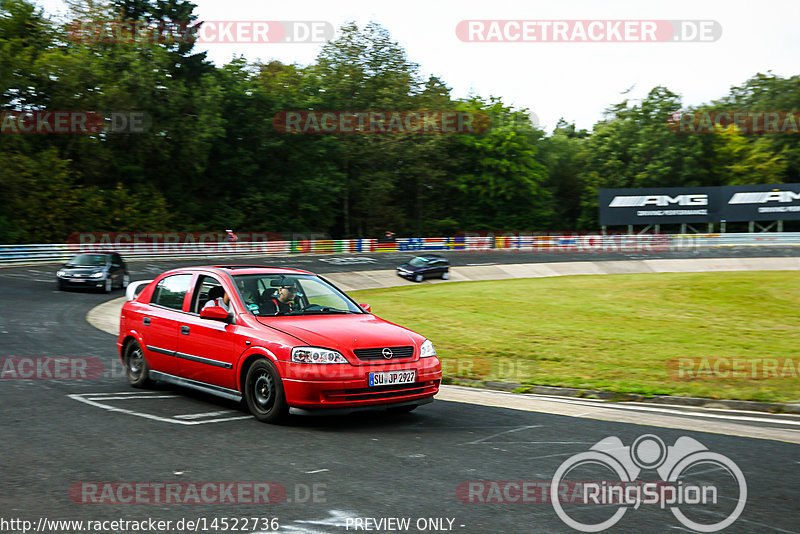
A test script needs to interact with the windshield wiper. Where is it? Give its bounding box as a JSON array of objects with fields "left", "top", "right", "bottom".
[{"left": 303, "top": 307, "right": 353, "bottom": 315}]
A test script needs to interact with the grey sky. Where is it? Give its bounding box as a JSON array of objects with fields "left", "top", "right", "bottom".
[{"left": 36, "top": 0, "right": 799, "bottom": 131}]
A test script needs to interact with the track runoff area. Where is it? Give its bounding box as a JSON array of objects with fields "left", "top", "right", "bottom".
[{"left": 0, "top": 248, "right": 798, "bottom": 534}]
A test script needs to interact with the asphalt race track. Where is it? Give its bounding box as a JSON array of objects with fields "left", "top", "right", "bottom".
[{"left": 1, "top": 249, "right": 799, "bottom": 534}]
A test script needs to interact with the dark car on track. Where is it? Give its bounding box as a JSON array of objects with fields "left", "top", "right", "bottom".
[
  {"left": 396, "top": 254, "right": 450, "bottom": 282},
  {"left": 57, "top": 252, "right": 130, "bottom": 293},
  {"left": 118, "top": 265, "right": 442, "bottom": 423}
]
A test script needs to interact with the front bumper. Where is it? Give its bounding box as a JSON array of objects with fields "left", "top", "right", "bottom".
[
  {"left": 58, "top": 276, "right": 106, "bottom": 288},
  {"left": 289, "top": 397, "right": 433, "bottom": 416},
  {"left": 279, "top": 358, "right": 442, "bottom": 408}
]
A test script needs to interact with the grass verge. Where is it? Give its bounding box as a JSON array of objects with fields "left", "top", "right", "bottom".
[{"left": 351, "top": 271, "right": 800, "bottom": 403}]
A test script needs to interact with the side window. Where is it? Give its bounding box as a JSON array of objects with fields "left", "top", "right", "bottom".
[
  {"left": 192, "top": 275, "right": 224, "bottom": 313},
  {"left": 150, "top": 274, "right": 192, "bottom": 311}
]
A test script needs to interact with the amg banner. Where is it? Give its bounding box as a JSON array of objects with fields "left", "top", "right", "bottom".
[
  {"left": 722, "top": 183, "right": 800, "bottom": 221},
  {"left": 598, "top": 187, "right": 720, "bottom": 225},
  {"left": 599, "top": 184, "right": 800, "bottom": 225}
]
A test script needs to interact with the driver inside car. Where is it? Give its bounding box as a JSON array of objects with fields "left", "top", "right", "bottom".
[{"left": 262, "top": 279, "right": 299, "bottom": 315}]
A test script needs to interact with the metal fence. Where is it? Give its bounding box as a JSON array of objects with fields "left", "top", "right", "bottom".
[{"left": 1, "top": 233, "right": 799, "bottom": 266}]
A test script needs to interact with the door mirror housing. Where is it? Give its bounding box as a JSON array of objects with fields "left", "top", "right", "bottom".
[
  {"left": 359, "top": 303, "right": 371, "bottom": 313},
  {"left": 200, "top": 306, "right": 234, "bottom": 323}
]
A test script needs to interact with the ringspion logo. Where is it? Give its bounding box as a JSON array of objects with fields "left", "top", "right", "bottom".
[{"left": 551, "top": 435, "right": 746, "bottom": 532}]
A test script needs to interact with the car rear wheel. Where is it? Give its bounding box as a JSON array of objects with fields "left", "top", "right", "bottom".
[
  {"left": 441, "top": 271, "right": 450, "bottom": 280},
  {"left": 121, "top": 273, "right": 130, "bottom": 289},
  {"left": 244, "top": 359, "right": 288, "bottom": 423},
  {"left": 414, "top": 274, "right": 423, "bottom": 282},
  {"left": 125, "top": 341, "right": 151, "bottom": 388}
]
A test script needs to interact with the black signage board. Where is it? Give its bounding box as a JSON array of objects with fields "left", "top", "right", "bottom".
[
  {"left": 720, "top": 183, "right": 800, "bottom": 222},
  {"left": 598, "top": 187, "right": 720, "bottom": 226}
]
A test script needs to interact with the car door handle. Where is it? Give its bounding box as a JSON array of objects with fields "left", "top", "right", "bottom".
[
  {"left": 181, "top": 325, "right": 190, "bottom": 335},
  {"left": 143, "top": 317, "right": 151, "bottom": 325}
]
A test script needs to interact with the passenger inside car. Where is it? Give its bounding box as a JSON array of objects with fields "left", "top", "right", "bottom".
[{"left": 202, "top": 285, "right": 230, "bottom": 312}]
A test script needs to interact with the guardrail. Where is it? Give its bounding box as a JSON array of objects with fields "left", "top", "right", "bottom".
[{"left": 1, "top": 233, "right": 799, "bottom": 266}]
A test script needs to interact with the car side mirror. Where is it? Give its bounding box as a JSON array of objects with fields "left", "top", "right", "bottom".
[
  {"left": 200, "top": 306, "right": 233, "bottom": 323},
  {"left": 359, "top": 303, "right": 371, "bottom": 313}
]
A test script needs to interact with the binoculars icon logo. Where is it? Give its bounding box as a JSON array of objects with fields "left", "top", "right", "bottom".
[{"left": 551, "top": 434, "right": 747, "bottom": 532}]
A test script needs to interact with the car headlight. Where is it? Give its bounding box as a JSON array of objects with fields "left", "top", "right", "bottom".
[
  {"left": 57, "top": 270, "right": 66, "bottom": 277},
  {"left": 420, "top": 339, "right": 437, "bottom": 358},
  {"left": 291, "top": 347, "right": 348, "bottom": 364},
  {"left": 90, "top": 272, "right": 104, "bottom": 278}
]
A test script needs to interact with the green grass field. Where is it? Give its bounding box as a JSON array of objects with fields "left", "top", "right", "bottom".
[{"left": 351, "top": 271, "right": 800, "bottom": 403}]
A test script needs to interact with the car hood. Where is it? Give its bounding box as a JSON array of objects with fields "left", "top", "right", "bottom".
[{"left": 255, "top": 314, "right": 422, "bottom": 351}]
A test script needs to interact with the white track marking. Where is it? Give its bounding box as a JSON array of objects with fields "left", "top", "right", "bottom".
[
  {"left": 89, "top": 395, "right": 179, "bottom": 400},
  {"left": 68, "top": 393, "right": 250, "bottom": 425},
  {"left": 173, "top": 410, "right": 241, "bottom": 420},
  {"left": 464, "top": 425, "right": 542, "bottom": 445}
]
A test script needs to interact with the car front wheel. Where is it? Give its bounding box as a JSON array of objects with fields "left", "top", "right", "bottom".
[
  {"left": 414, "top": 274, "right": 423, "bottom": 282},
  {"left": 101, "top": 278, "right": 112, "bottom": 293},
  {"left": 244, "top": 359, "right": 288, "bottom": 423},
  {"left": 125, "top": 341, "right": 151, "bottom": 388}
]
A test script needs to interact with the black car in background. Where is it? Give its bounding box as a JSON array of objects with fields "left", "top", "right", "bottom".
[
  {"left": 57, "top": 252, "right": 129, "bottom": 292},
  {"left": 396, "top": 254, "right": 450, "bottom": 282}
]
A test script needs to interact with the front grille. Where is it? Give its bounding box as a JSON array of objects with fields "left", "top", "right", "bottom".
[
  {"left": 353, "top": 346, "right": 414, "bottom": 361},
  {"left": 324, "top": 381, "right": 438, "bottom": 402}
]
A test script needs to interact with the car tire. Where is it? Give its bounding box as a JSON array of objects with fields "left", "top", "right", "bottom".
[
  {"left": 125, "top": 341, "right": 151, "bottom": 388},
  {"left": 101, "top": 278, "right": 112, "bottom": 293},
  {"left": 414, "top": 274, "right": 423, "bottom": 283},
  {"left": 244, "top": 359, "right": 288, "bottom": 424},
  {"left": 441, "top": 271, "right": 450, "bottom": 280},
  {"left": 122, "top": 273, "right": 130, "bottom": 289},
  {"left": 57, "top": 281, "right": 65, "bottom": 291}
]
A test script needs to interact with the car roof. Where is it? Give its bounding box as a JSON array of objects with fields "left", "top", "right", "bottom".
[{"left": 178, "top": 265, "right": 314, "bottom": 276}]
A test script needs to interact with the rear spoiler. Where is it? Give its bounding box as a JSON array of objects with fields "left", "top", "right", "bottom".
[{"left": 126, "top": 279, "right": 153, "bottom": 301}]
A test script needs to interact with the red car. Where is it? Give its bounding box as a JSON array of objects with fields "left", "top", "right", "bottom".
[{"left": 117, "top": 266, "right": 441, "bottom": 423}]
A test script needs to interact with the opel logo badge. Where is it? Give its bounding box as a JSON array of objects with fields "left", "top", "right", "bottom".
[{"left": 382, "top": 348, "right": 393, "bottom": 360}]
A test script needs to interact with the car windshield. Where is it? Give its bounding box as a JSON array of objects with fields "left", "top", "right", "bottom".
[
  {"left": 232, "top": 274, "right": 364, "bottom": 316},
  {"left": 408, "top": 257, "right": 431, "bottom": 267},
  {"left": 66, "top": 254, "right": 107, "bottom": 267}
]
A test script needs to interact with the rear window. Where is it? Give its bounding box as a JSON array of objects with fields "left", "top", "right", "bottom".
[{"left": 150, "top": 274, "right": 192, "bottom": 311}]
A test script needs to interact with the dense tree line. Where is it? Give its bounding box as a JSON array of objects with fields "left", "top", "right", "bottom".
[{"left": 1, "top": 0, "right": 798, "bottom": 242}]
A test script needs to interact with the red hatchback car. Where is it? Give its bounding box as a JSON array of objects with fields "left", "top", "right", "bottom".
[{"left": 117, "top": 266, "right": 442, "bottom": 423}]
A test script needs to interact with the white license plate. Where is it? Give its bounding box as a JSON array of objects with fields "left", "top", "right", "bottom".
[
  {"left": 369, "top": 370, "right": 415, "bottom": 387},
  {"left": 70, "top": 278, "right": 85, "bottom": 282}
]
